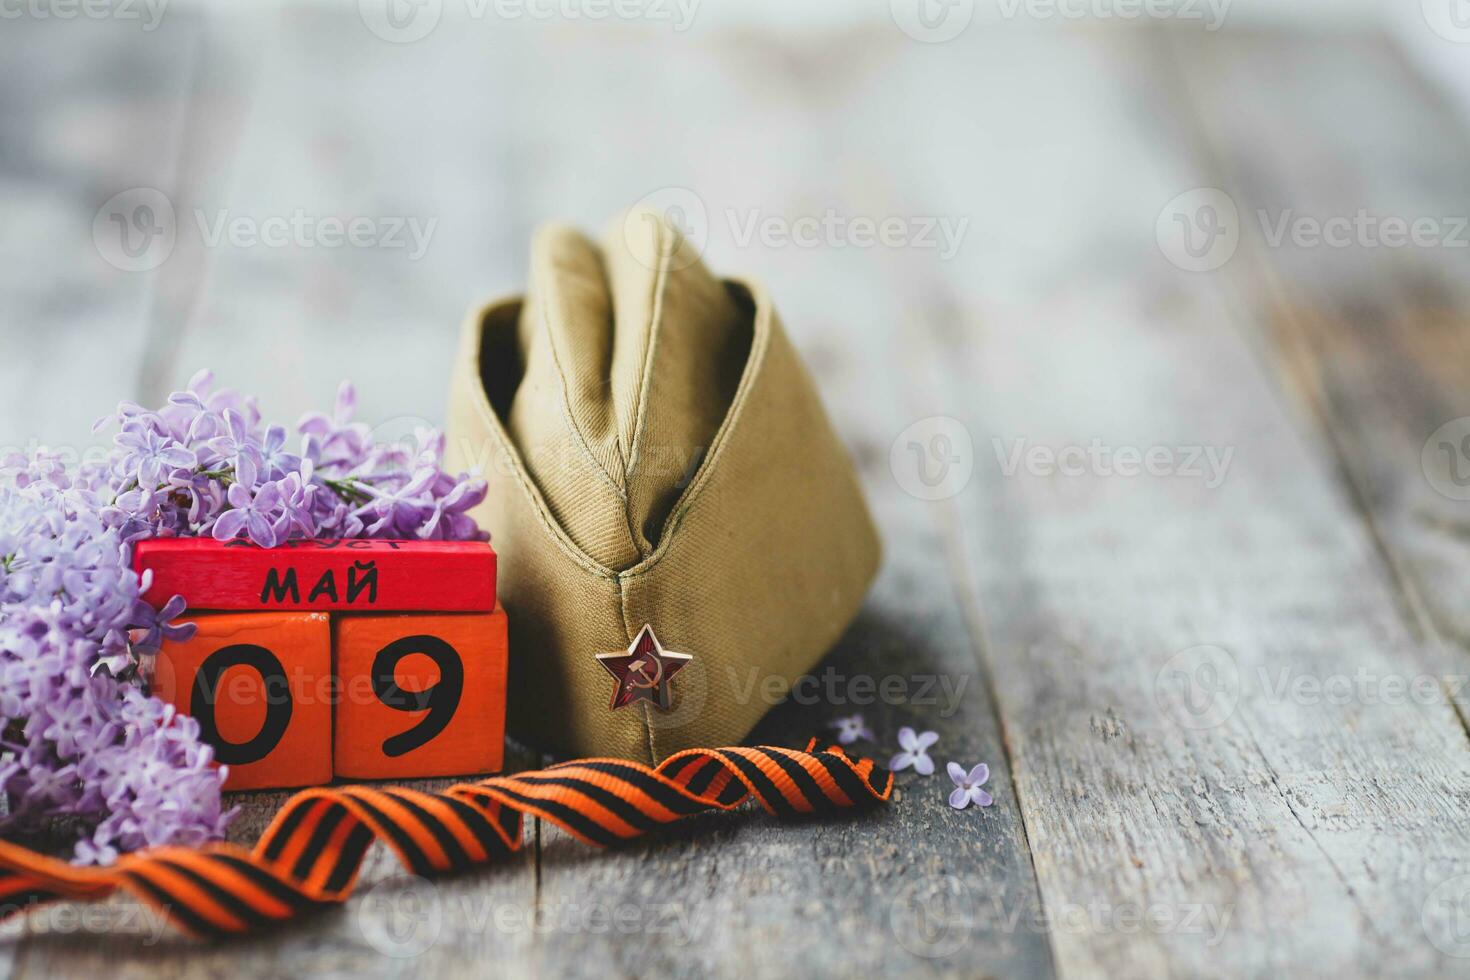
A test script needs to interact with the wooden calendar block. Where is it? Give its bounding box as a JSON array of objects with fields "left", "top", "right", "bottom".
[
  {"left": 333, "top": 609, "right": 508, "bottom": 780},
  {"left": 152, "top": 611, "right": 333, "bottom": 791},
  {"left": 133, "top": 538, "right": 497, "bottom": 612}
]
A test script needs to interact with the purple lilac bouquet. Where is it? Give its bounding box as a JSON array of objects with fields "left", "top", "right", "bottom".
[{"left": 0, "top": 370, "right": 487, "bottom": 863}]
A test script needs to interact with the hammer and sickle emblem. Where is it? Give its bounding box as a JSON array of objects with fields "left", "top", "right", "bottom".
[{"left": 626, "top": 651, "right": 665, "bottom": 690}]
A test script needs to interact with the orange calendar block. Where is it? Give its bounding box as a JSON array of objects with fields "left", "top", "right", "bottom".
[
  {"left": 333, "top": 610, "right": 508, "bottom": 780},
  {"left": 152, "top": 611, "right": 334, "bottom": 791}
]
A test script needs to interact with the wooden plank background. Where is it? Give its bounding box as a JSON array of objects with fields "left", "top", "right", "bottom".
[{"left": 3, "top": 6, "right": 1470, "bottom": 978}]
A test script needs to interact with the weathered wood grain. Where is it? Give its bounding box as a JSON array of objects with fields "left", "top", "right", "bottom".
[
  {"left": 1162, "top": 23, "right": 1470, "bottom": 956},
  {"left": 105, "top": 12, "right": 1055, "bottom": 978},
  {"left": 841, "top": 24, "right": 1470, "bottom": 979},
  {"left": 528, "top": 292, "right": 1055, "bottom": 974},
  {"left": 1165, "top": 28, "right": 1470, "bottom": 666},
  {"left": 5, "top": 9, "right": 546, "bottom": 978},
  {"left": 0, "top": 15, "right": 200, "bottom": 464},
  {"left": 11, "top": 771, "right": 542, "bottom": 980},
  {"left": 480, "top": 24, "right": 1056, "bottom": 980},
  {"left": 10, "top": 8, "right": 1470, "bottom": 980},
  {"left": 0, "top": 13, "right": 201, "bottom": 973},
  {"left": 150, "top": 4, "right": 524, "bottom": 428}
]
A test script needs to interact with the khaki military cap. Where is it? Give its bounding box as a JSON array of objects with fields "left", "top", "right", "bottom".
[{"left": 444, "top": 212, "right": 880, "bottom": 762}]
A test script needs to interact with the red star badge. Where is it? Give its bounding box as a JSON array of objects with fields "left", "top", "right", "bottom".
[{"left": 595, "top": 625, "right": 692, "bottom": 711}]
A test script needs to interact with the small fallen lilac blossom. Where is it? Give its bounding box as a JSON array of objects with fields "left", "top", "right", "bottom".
[
  {"left": 830, "top": 713, "right": 874, "bottom": 745},
  {"left": 946, "top": 762, "right": 993, "bottom": 810},
  {"left": 0, "top": 370, "right": 488, "bottom": 864},
  {"left": 889, "top": 726, "right": 939, "bottom": 776}
]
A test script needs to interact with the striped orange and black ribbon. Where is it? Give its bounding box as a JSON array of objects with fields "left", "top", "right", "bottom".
[{"left": 0, "top": 740, "right": 890, "bottom": 938}]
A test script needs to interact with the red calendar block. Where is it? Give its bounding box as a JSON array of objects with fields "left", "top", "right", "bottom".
[
  {"left": 152, "top": 611, "right": 333, "bottom": 791},
  {"left": 133, "top": 539, "right": 497, "bottom": 613},
  {"left": 333, "top": 610, "right": 508, "bottom": 780}
]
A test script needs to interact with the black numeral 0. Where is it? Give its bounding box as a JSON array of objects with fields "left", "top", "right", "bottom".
[
  {"left": 372, "top": 635, "right": 464, "bottom": 757},
  {"left": 192, "top": 644, "right": 293, "bottom": 766}
]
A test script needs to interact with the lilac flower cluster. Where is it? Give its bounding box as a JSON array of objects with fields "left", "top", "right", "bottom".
[
  {"left": 0, "top": 454, "right": 187, "bottom": 671},
  {"left": 0, "top": 453, "right": 222, "bottom": 861},
  {"left": 100, "top": 370, "right": 487, "bottom": 547},
  {"left": 0, "top": 605, "right": 227, "bottom": 865},
  {"left": 0, "top": 371, "right": 488, "bottom": 863}
]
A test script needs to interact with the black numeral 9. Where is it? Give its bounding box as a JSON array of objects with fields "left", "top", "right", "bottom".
[{"left": 371, "top": 635, "right": 464, "bottom": 757}]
